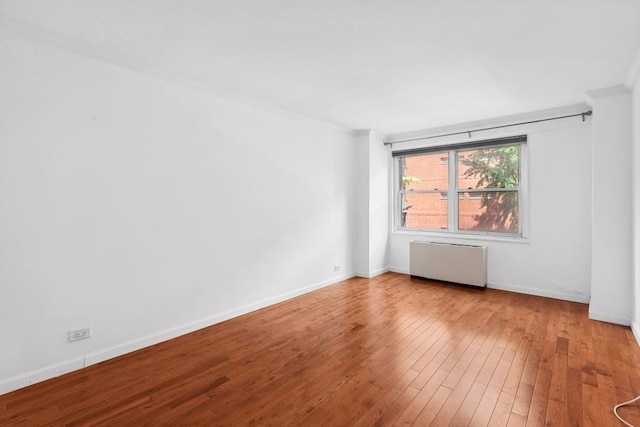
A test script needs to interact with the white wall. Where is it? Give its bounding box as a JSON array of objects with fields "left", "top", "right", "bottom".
[
  {"left": 0, "top": 27, "right": 357, "bottom": 393},
  {"left": 354, "top": 132, "right": 371, "bottom": 275},
  {"left": 587, "top": 87, "right": 633, "bottom": 325},
  {"left": 354, "top": 130, "right": 389, "bottom": 277},
  {"left": 631, "top": 58, "right": 640, "bottom": 339},
  {"left": 368, "top": 131, "right": 390, "bottom": 275},
  {"left": 388, "top": 115, "right": 593, "bottom": 304}
]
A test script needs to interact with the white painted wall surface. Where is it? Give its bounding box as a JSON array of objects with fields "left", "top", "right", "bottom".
[
  {"left": 354, "top": 130, "right": 390, "bottom": 278},
  {"left": 367, "top": 131, "right": 390, "bottom": 276},
  {"left": 388, "top": 119, "right": 593, "bottom": 304},
  {"left": 354, "top": 132, "right": 371, "bottom": 276},
  {"left": 630, "top": 65, "right": 640, "bottom": 338},
  {"left": 0, "top": 28, "right": 357, "bottom": 393},
  {"left": 587, "top": 87, "right": 633, "bottom": 326}
]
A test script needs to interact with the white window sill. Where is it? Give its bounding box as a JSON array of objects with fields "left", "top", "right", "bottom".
[{"left": 392, "top": 229, "right": 530, "bottom": 244}]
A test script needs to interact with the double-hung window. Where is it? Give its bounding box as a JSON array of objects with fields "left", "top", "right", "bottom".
[{"left": 395, "top": 135, "right": 526, "bottom": 237}]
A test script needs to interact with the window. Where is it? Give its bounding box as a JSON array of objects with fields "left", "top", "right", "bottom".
[{"left": 395, "top": 136, "right": 525, "bottom": 236}]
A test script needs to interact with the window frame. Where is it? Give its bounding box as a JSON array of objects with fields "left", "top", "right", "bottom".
[{"left": 393, "top": 135, "right": 528, "bottom": 239}]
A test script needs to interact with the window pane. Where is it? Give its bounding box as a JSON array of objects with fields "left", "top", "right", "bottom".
[
  {"left": 458, "top": 191, "right": 519, "bottom": 233},
  {"left": 458, "top": 145, "right": 519, "bottom": 190},
  {"left": 401, "top": 192, "right": 448, "bottom": 230},
  {"left": 400, "top": 152, "right": 448, "bottom": 192}
]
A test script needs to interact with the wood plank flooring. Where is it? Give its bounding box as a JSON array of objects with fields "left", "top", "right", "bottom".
[{"left": 2, "top": 272, "right": 640, "bottom": 426}]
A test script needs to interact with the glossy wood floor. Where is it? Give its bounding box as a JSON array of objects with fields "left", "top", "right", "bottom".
[{"left": 2, "top": 272, "right": 640, "bottom": 426}]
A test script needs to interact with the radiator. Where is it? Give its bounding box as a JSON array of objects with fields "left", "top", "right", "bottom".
[{"left": 409, "top": 241, "right": 487, "bottom": 287}]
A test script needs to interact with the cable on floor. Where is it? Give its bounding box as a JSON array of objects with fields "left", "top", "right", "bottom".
[{"left": 614, "top": 394, "right": 640, "bottom": 426}]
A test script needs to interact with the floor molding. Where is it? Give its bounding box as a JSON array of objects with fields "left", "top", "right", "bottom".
[{"left": 0, "top": 272, "right": 355, "bottom": 396}]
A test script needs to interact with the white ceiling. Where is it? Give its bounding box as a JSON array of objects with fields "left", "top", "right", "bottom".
[{"left": 2, "top": 0, "right": 640, "bottom": 134}]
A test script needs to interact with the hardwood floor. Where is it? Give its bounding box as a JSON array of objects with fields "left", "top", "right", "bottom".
[{"left": 2, "top": 272, "right": 640, "bottom": 426}]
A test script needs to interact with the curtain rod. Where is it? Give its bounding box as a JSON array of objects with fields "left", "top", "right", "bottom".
[{"left": 383, "top": 110, "right": 592, "bottom": 146}]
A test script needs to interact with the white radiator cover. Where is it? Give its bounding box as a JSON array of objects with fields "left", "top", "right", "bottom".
[{"left": 410, "top": 241, "right": 487, "bottom": 287}]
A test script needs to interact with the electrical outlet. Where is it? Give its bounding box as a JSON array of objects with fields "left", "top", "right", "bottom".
[
  {"left": 333, "top": 265, "right": 341, "bottom": 272},
  {"left": 69, "top": 327, "right": 91, "bottom": 342}
]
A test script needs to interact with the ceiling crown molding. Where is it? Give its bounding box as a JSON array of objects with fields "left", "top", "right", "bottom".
[
  {"left": 586, "top": 85, "right": 630, "bottom": 101},
  {"left": 0, "top": 17, "right": 358, "bottom": 136}
]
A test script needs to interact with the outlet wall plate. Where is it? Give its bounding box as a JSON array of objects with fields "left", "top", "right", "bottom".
[{"left": 69, "top": 327, "right": 91, "bottom": 342}]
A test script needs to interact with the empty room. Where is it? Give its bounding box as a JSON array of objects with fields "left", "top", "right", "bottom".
[{"left": 2, "top": 1, "right": 640, "bottom": 425}]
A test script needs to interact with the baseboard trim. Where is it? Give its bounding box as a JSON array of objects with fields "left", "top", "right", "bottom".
[
  {"left": 0, "top": 357, "right": 86, "bottom": 396},
  {"left": 85, "top": 272, "right": 355, "bottom": 366},
  {"left": 488, "top": 282, "right": 590, "bottom": 304},
  {"left": 0, "top": 272, "right": 355, "bottom": 396},
  {"left": 355, "top": 268, "right": 390, "bottom": 279},
  {"left": 388, "top": 267, "right": 410, "bottom": 275},
  {"left": 631, "top": 320, "right": 640, "bottom": 346},
  {"left": 588, "top": 309, "right": 631, "bottom": 326},
  {"left": 388, "top": 270, "right": 590, "bottom": 304},
  {"left": 631, "top": 319, "right": 640, "bottom": 345}
]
